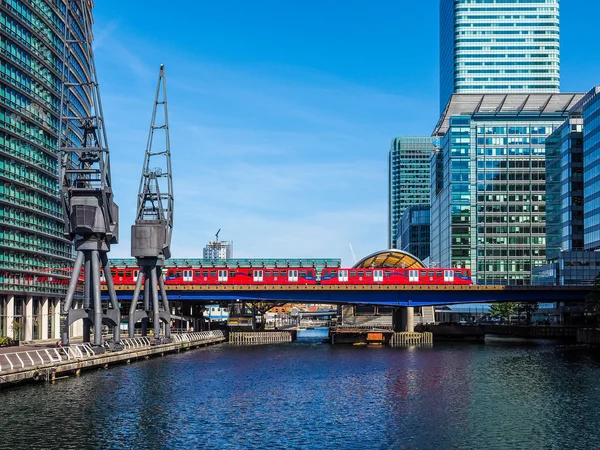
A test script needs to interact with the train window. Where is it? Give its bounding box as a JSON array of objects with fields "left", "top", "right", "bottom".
[
  {"left": 428, "top": 270, "right": 434, "bottom": 277},
  {"left": 273, "top": 270, "right": 279, "bottom": 277},
  {"left": 300, "top": 270, "right": 306, "bottom": 277},
  {"left": 202, "top": 270, "right": 208, "bottom": 277},
  {"left": 125, "top": 270, "right": 132, "bottom": 277},
  {"left": 111, "top": 270, "right": 116, "bottom": 277},
  {"left": 280, "top": 271, "right": 287, "bottom": 277},
  {"left": 366, "top": 271, "right": 372, "bottom": 277},
  {"left": 331, "top": 270, "right": 337, "bottom": 276},
  {"left": 385, "top": 271, "right": 391, "bottom": 276},
  {"left": 350, "top": 270, "right": 356, "bottom": 276},
  {"left": 358, "top": 270, "right": 364, "bottom": 277},
  {"left": 195, "top": 271, "right": 201, "bottom": 277},
  {"left": 118, "top": 270, "right": 124, "bottom": 277},
  {"left": 266, "top": 271, "right": 271, "bottom": 277},
  {"left": 210, "top": 270, "right": 216, "bottom": 277},
  {"left": 436, "top": 270, "right": 442, "bottom": 277},
  {"left": 420, "top": 270, "right": 426, "bottom": 277},
  {"left": 230, "top": 271, "right": 235, "bottom": 277},
  {"left": 176, "top": 271, "right": 182, "bottom": 278}
]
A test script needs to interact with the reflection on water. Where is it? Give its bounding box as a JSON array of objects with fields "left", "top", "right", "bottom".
[{"left": 2, "top": 337, "right": 600, "bottom": 449}]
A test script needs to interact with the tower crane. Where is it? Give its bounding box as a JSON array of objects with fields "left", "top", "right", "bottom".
[
  {"left": 129, "top": 65, "right": 174, "bottom": 341},
  {"left": 58, "top": 0, "right": 121, "bottom": 349}
]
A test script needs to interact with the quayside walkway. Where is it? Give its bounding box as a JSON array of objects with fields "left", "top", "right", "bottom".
[{"left": 0, "top": 331, "right": 226, "bottom": 387}]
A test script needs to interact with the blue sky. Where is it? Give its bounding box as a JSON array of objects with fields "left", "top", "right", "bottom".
[{"left": 92, "top": 0, "right": 600, "bottom": 265}]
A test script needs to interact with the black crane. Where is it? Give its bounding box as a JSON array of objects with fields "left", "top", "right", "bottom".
[
  {"left": 58, "top": 0, "right": 120, "bottom": 349},
  {"left": 129, "top": 65, "right": 174, "bottom": 341}
]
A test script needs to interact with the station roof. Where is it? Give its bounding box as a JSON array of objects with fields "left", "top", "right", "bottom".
[{"left": 353, "top": 250, "right": 425, "bottom": 269}]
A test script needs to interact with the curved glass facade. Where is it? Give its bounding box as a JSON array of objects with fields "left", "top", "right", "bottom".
[
  {"left": 0, "top": 1, "right": 92, "bottom": 297},
  {"left": 440, "top": 0, "right": 560, "bottom": 112}
]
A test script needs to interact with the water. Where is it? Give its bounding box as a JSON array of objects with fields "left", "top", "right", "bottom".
[{"left": 2, "top": 337, "right": 600, "bottom": 449}]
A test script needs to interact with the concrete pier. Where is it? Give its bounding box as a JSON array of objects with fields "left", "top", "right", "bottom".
[
  {"left": 392, "top": 307, "right": 415, "bottom": 332},
  {"left": 0, "top": 331, "right": 226, "bottom": 388}
]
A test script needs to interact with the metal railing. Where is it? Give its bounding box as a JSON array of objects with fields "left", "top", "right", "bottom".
[
  {"left": 0, "top": 332, "right": 226, "bottom": 372},
  {"left": 172, "top": 330, "right": 225, "bottom": 343},
  {"left": 0, "top": 343, "right": 94, "bottom": 372}
]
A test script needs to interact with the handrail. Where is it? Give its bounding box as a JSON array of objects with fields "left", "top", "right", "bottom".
[{"left": 0, "top": 331, "right": 226, "bottom": 372}]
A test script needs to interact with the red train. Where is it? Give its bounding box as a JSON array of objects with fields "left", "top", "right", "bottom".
[{"left": 99, "top": 266, "right": 472, "bottom": 286}]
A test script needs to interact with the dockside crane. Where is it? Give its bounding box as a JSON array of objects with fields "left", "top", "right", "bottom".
[
  {"left": 129, "top": 65, "right": 174, "bottom": 341},
  {"left": 58, "top": 0, "right": 121, "bottom": 349}
]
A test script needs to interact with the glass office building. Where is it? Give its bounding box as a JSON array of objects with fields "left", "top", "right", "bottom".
[
  {"left": 579, "top": 87, "right": 600, "bottom": 250},
  {"left": 1, "top": 1, "right": 93, "bottom": 338},
  {"left": 388, "top": 137, "right": 435, "bottom": 249},
  {"left": 398, "top": 205, "right": 430, "bottom": 262},
  {"left": 545, "top": 116, "right": 584, "bottom": 260},
  {"left": 440, "top": 0, "right": 560, "bottom": 112},
  {"left": 431, "top": 93, "right": 582, "bottom": 285}
]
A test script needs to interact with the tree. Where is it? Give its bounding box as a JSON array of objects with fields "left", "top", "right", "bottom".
[
  {"left": 490, "top": 302, "right": 518, "bottom": 323},
  {"left": 517, "top": 302, "right": 539, "bottom": 325}
]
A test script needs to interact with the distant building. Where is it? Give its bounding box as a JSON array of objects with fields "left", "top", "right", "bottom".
[
  {"left": 388, "top": 137, "right": 435, "bottom": 248},
  {"left": 398, "top": 205, "right": 430, "bottom": 262},
  {"left": 439, "top": 0, "right": 560, "bottom": 112},
  {"left": 203, "top": 240, "right": 233, "bottom": 259}
]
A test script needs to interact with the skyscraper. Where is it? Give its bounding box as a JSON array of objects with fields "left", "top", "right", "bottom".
[
  {"left": 439, "top": 0, "right": 560, "bottom": 112},
  {"left": 388, "top": 137, "right": 434, "bottom": 249},
  {"left": 1, "top": 1, "right": 93, "bottom": 339}
]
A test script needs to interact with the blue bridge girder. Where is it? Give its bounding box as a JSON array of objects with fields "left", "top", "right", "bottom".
[{"left": 106, "top": 285, "right": 591, "bottom": 307}]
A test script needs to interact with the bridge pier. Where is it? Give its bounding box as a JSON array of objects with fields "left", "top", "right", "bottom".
[{"left": 392, "top": 307, "right": 414, "bottom": 333}]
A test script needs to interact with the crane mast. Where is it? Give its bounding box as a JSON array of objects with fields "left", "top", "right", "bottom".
[
  {"left": 58, "top": 0, "right": 121, "bottom": 349},
  {"left": 129, "top": 65, "right": 174, "bottom": 341}
]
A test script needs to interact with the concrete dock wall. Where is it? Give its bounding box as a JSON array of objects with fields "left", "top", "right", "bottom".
[{"left": 0, "top": 331, "right": 226, "bottom": 388}]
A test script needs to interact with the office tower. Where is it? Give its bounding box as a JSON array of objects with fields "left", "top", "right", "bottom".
[
  {"left": 398, "top": 205, "right": 431, "bottom": 262},
  {"left": 440, "top": 0, "right": 560, "bottom": 112},
  {"left": 388, "top": 137, "right": 435, "bottom": 249},
  {"left": 578, "top": 87, "right": 600, "bottom": 251},
  {"left": 430, "top": 93, "right": 582, "bottom": 285},
  {"left": 1, "top": 1, "right": 94, "bottom": 338}
]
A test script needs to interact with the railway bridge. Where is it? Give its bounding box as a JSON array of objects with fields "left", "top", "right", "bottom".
[{"left": 105, "top": 250, "right": 590, "bottom": 333}]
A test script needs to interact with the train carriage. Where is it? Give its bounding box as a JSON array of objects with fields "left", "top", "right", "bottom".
[{"left": 320, "top": 267, "right": 472, "bottom": 285}]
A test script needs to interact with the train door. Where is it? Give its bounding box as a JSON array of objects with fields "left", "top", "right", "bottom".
[
  {"left": 373, "top": 269, "right": 383, "bottom": 282},
  {"left": 218, "top": 269, "right": 228, "bottom": 282},
  {"left": 444, "top": 270, "right": 454, "bottom": 283},
  {"left": 183, "top": 270, "right": 194, "bottom": 282},
  {"left": 338, "top": 269, "right": 349, "bottom": 282},
  {"left": 133, "top": 270, "right": 139, "bottom": 282},
  {"left": 100, "top": 270, "right": 106, "bottom": 283},
  {"left": 253, "top": 270, "right": 263, "bottom": 282},
  {"left": 289, "top": 270, "right": 298, "bottom": 282},
  {"left": 409, "top": 269, "right": 419, "bottom": 282}
]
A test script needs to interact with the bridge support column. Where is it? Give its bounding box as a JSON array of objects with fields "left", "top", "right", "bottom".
[
  {"left": 340, "top": 305, "right": 354, "bottom": 325},
  {"left": 392, "top": 307, "right": 415, "bottom": 333}
]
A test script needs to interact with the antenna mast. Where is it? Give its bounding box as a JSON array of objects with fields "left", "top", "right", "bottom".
[
  {"left": 59, "top": 0, "right": 121, "bottom": 349},
  {"left": 129, "top": 65, "right": 174, "bottom": 341}
]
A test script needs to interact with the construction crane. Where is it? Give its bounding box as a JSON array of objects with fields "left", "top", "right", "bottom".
[
  {"left": 129, "top": 65, "right": 174, "bottom": 341},
  {"left": 58, "top": 0, "right": 121, "bottom": 349}
]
